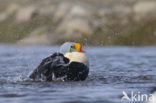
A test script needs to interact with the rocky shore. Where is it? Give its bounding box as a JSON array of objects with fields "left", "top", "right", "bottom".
[{"left": 0, "top": 0, "right": 156, "bottom": 46}]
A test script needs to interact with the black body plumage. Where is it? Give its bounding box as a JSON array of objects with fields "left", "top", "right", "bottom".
[{"left": 29, "top": 53, "right": 89, "bottom": 81}]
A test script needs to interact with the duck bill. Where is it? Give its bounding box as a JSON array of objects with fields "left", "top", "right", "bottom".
[{"left": 80, "top": 50, "right": 85, "bottom": 52}]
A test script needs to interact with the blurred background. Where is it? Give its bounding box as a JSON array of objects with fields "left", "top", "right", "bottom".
[{"left": 0, "top": 0, "right": 156, "bottom": 46}]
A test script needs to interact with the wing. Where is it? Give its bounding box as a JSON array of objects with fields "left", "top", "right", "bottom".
[
  {"left": 29, "top": 53, "right": 70, "bottom": 81},
  {"left": 29, "top": 55, "right": 53, "bottom": 80}
]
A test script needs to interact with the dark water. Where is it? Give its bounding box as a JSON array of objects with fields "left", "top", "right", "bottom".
[{"left": 0, "top": 45, "right": 156, "bottom": 103}]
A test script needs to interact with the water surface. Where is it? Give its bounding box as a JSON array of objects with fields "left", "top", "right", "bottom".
[{"left": 0, "top": 45, "right": 156, "bottom": 103}]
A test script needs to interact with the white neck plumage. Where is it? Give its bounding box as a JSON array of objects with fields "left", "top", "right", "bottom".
[{"left": 64, "top": 52, "right": 89, "bottom": 67}]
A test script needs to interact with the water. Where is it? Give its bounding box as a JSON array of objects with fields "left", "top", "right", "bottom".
[{"left": 0, "top": 45, "right": 156, "bottom": 103}]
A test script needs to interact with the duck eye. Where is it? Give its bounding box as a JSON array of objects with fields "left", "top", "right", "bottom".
[
  {"left": 71, "top": 46, "right": 75, "bottom": 48},
  {"left": 70, "top": 46, "right": 75, "bottom": 52}
]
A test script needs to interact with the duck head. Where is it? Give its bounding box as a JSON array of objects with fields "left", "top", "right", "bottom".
[
  {"left": 71, "top": 43, "right": 85, "bottom": 53},
  {"left": 60, "top": 42, "right": 89, "bottom": 67},
  {"left": 60, "top": 42, "right": 85, "bottom": 54}
]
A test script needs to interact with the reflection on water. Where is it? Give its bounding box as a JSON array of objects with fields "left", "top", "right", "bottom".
[{"left": 0, "top": 45, "right": 156, "bottom": 103}]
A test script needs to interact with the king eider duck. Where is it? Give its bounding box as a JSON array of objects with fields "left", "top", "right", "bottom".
[{"left": 29, "top": 42, "right": 89, "bottom": 81}]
